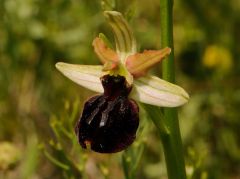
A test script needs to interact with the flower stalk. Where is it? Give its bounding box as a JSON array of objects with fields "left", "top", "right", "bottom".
[{"left": 154, "top": 0, "right": 187, "bottom": 178}]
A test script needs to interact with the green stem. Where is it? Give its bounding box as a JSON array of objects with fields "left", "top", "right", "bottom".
[{"left": 159, "top": 0, "right": 187, "bottom": 178}]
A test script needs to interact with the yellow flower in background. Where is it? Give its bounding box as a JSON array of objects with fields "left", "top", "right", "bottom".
[
  {"left": 202, "top": 45, "right": 233, "bottom": 72},
  {"left": 0, "top": 142, "right": 20, "bottom": 170}
]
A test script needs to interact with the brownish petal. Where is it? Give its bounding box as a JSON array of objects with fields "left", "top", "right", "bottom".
[
  {"left": 126, "top": 47, "right": 171, "bottom": 77},
  {"left": 92, "top": 37, "right": 119, "bottom": 65}
]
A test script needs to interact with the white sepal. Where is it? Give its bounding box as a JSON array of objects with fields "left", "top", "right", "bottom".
[
  {"left": 55, "top": 62, "right": 103, "bottom": 93},
  {"left": 131, "top": 75, "right": 189, "bottom": 107}
]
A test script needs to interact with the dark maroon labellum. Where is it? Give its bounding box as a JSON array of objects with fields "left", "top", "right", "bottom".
[{"left": 75, "top": 75, "right": 139, "bottom": 153}]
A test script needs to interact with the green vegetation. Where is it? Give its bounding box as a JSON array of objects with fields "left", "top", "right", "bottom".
[{"left": 0, "top": 0, "right": 240, "bottom": 178}]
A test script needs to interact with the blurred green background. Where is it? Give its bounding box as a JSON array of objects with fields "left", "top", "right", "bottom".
[{"left": 0, "top": 0, "right": 240, "bottom": 178}]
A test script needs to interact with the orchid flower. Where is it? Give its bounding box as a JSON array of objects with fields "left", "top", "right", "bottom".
[{"left": 56, "top": 11, "right": 189, "bottom": 153}]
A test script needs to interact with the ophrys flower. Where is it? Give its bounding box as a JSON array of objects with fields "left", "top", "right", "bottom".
[{"left": 56, "top": 11, "right": 189, "bottom": 153}]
